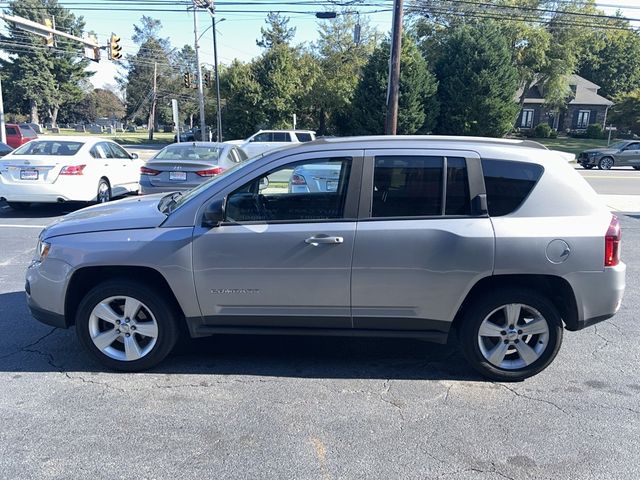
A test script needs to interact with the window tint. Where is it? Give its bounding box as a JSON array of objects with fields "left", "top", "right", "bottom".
[
  {"left": 445, "top": 157, "right": 471, "bottom": 215},
  {"left": 13, "top": 140, "right": 83, "bottom": 156},
  {"left": 252, "top": 132, "right": 272, "bottom": 142},
  {"left": 226, "top": 157, "right": 352, "bottom": 223},
  {"left": 626, "top": 143, "right": 640, "bottom": 151},
  {"left": 108, "top": 143, "right": 130, "bottom": 159},
  {"left": 296, "top": 132, "right": 313, "bottom": 142},
  {"left": 372, "top": 156, "right": 443, "bottom": 217},
  {"left": 236, "top": 148, "right": 248, "bottom": 161},
  {"left": 19, "top": 126, "right": 37, "bottom": 138},
  {"left": 272, "top": 132, "right": 289, "bottom": 142},
  {"left": 6, "top": 127, "right": 17, "bottom": 135},
  {"left": 482, "top": 159, "right": 543, "bottom": 216}
]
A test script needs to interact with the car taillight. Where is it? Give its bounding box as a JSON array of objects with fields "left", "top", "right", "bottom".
[
  {"left": 60, "top": 164, "right": 85, "bottom": 175},
  {"left": 291, "top": 174, "right": 307, "bottom": 185},
  {"left": 605, "top": 215, "right": 621, "bottom": 267},
  {"left": 140, "top": 166, "right": 160, "bottom": 176},
  {"left": 196, "top": 166, "right": 224, "bottom": 177}
]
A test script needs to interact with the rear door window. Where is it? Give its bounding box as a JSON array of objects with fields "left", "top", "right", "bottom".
[
  {"left": 295, "top": 132, "right": 313, "bottom": 142},
  {"left": 481, "top": 159, "right": 544, "bottom": 216},
  {"left": 372, "top": 156, "right": 443, "bottom": 217},
  {"left": 273, "top": 132, "right": 289, "bottom": 142}
]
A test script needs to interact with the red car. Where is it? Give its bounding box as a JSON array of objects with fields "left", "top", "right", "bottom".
[{"left": 5, "top": 123, "right": 37, "bottom": 149}]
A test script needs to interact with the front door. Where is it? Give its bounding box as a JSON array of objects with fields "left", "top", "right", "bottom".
[
  {"left": 192, "top": 151, "right": 362, "bottom": 329},
  {"left": 351, "top": 150, "right": 495, "bottom": 333}
]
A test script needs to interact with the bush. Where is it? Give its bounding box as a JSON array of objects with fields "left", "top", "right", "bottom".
[
  {"left": 533, "top": 123, "right": 552, "bottom": 138},
  {"left": 585, "top": 124, "right": 604, "bottom": 139}
]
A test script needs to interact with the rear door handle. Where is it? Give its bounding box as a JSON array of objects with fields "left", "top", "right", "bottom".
[{"left": 305, "top": 235, "right": 344, "bottom": 246}]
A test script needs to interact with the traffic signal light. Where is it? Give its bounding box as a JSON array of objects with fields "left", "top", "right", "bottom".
[
  {"left": 203, "top": 71, "right": 211, "bottom": 88},
  {"left": 109, "top": 33, "right": 122, "bottom": 61},
  {"left": 183, "top": 72, "right": 192, "bottom": 88}
]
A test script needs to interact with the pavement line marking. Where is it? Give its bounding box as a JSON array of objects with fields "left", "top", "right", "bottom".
[
  {"left": 582, "top": 175, "right": 640, "bottom": 179},
  {"left": 0, "top": 224, "right": 46, "bottom": 228}
]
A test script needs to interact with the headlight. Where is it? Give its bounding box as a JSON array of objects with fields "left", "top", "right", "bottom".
[{"left": 33, "top": 240, "right": 51, "bottom": 263}]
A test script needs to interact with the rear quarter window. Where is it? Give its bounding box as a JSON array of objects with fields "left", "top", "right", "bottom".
[
  {"left": 482, "top": 159, "right": 543, "bottom": 216},
  {"left": 296, "top": 132, "right": 313, "bottom": 142}
]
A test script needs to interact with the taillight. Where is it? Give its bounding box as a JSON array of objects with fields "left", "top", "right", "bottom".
[
  {"left": 291, "top": 174, "right": 307, "bottom": 185},
  {"left": 196, "top": 166, "right": 224, "bottom": 177},
  {"left": 605, "top": 215, "right": 621, "bottom": 267},
  {"left": 140, "top": 166, "right": 160, "bottom": 176},
  {"left": 60, "top": 164, "right": 85, "bottom": 175}
]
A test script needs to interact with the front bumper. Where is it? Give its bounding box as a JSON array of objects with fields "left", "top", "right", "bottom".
[
  {"left": 26, "top": 257, "right": 74, "bottom": 328},
  {"left": 578, "top": 156, "right": 599, "bottom": 166}
]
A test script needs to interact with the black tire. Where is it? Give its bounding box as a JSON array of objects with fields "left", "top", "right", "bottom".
[
  {"left": 459, "top": 289, "right": 563, "bottom": 382},
  {"left": 598, "top": 157, "right": 614, "bottom": 170},
  {"left": 7, "top": 202, "right": 31, "bottom": 210},
  {"left": 581, "top": 164, "right": 594, "bottom": 170},
  {"left": 633, "top": 166, "right": 640, "bottom": 171},
  {"left": 75, "top": 280, "right": 179, "bottom": 371},
  {"left": 96, "top": 178, "right": 111, "bottom": 203}
]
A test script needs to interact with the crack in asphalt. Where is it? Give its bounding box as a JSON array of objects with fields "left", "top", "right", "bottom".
[
  {"left": 496, "top": 383, "right": 573, "bottom": 417},
  {"left": 379, "top": 379, "right": 406, "bottom": 425},
  {"left": 0, "top": 327, "right": 58, "bottom": 360},
  {"left": 64, "top": 373, "right": 126, "bottom": 393}
]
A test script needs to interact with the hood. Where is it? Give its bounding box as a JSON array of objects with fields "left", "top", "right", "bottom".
[
  {"left": 42, "top": 194, "right": 168, "bottom": 239},
  {"left": 582, "top": 148, "right": 618, "bottom": 155}
]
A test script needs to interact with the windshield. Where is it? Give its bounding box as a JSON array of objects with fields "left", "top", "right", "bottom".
[
  {"left": 13, "top": 140, "right": 83, "bottom": 156},
  {"left": 154, "top": 145, "right": 223, "bottom": 161}
]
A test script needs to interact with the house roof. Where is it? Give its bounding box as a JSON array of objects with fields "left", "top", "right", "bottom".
[
  {"left": 568, "top": 74, "right": 600, "bottom": 90},
  {"left": 569, "top": 87, "right": 613, "bottom": 106}
]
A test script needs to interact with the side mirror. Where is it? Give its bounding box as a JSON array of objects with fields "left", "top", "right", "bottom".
[
  {"left": 203, "top": 197, "right": 225, "bottom": 228},
  {"left": 259, "top": 177, "right": 269, "bottom": 191},
  {"left": 472, "top": 194, "right": 488, "bottom": 216},
  {"left": 131, "top": 153, "right": 139, "bottom": 159}
]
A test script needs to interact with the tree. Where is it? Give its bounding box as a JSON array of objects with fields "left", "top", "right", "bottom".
[
  {"left": 609, "top": 89, "right": 640, "bottom": 136},
  {"left": 257, "top": 12, "right": 296, "bottom": 49},
  {"left": 579, "top": 24, "right": 640, "bottom": 98},
  {"left": 309, "top": 12, "right": 378, "bottom": 135},
  {"left": 435, "top": 21, "right": 519, "bottom": 137},
  {"left": 120, "top": 17, "right": 175, "bottom": 126},
  {"left": 0, "top": 0, "right": 93, "bottom": 125},
  {"left": 349, "top": 35, "right": 438, "bottom": 135},
  {"left": 220, "top": 60, "right": 264, "bottom": 139}
]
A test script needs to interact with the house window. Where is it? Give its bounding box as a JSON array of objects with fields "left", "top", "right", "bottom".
[
  {"left": 577, "top": 110, "right": 591, "bottom": 129},
  {"left": 521, "top": 109, "right": 534, "bottom": 128}
]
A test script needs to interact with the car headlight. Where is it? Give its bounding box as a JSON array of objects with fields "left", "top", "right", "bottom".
[{"left": 33, "top": 240, "right": 51, "bottom": 264}]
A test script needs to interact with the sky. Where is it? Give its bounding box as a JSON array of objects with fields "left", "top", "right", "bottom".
[{"left": 2, "top": 0, "right": 640, "bottom": 89}]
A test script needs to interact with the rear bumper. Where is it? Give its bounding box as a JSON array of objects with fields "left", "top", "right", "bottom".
[
  {"left": 139, "top": 176, "right": 201, "bottom": 194},
  {"left": 0, "top": 177, "right": 96, "bottom": 202},
  {"left": 565, "top": 262, "right": 626, "bottom": 331}
]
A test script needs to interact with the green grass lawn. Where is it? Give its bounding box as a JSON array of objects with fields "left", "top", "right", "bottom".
[
  {"left": 52, "top": 128, "right": 174, "bottom": 145},
  {"left": 536, "top": 137, "right": 611, "bottom": 155}
]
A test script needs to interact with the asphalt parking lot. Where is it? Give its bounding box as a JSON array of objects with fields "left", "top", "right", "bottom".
[{"left": 1, "top": 202, "right": 639, "bottom": 479}]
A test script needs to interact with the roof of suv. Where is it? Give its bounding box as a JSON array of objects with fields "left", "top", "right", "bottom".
[{"left": 310, "top": 135, "right": 545, "bottom": 148}]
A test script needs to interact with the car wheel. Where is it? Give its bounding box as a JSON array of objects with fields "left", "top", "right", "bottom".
[
  {"left": 97, "top": 179, "right": 111, "bottom": 203},
  {"left": 7, "top": 202, "right": 31, "bottom": 210},
  {"left": 75, "top": 280, "right": 179, "bottom": 371},
  {"left": 582, "top": 164, "right": 594, "bottom": 170},
  {"left": 598, "top": 157, "right": 614, "bottom": 170},
  {"left": 633, "top": 166, "right": 640, "bottom": 171},
  {"left": 459, "top": 289, "right": 563, "bottom": 381}
]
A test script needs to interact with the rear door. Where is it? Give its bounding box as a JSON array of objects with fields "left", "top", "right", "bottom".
[{"left": 351, "top": 149, "right": 494, "bottom": 334}]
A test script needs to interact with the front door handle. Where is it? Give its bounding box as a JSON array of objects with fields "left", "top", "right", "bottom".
[{"left": 305, "top": 235, "right": 344, "bottom": 246}]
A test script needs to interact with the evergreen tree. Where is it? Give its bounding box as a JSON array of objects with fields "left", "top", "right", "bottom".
[
  {"left": 435, "top": 21, "right": 519, "bottom": 137},
  {"left": 220, "top": 60, "right": 264, "bottom": 139},
  {"left": 257, "top": 12, "right": 296, "bottom": 49},
  {"left": 0, "top": 0, "right": 92, "bottom": 125},
  {"left": 349, "top": 35, "right": 438, "bottom": 135}
]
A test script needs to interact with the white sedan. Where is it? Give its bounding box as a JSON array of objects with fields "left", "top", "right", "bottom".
[{"left": 0, "top": 136, "right": 142, "bottom": 209}]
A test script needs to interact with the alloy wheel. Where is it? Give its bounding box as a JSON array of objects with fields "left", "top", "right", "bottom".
[
  {"left": 477, "top": 303, "right": 550, "bottom": 370},
  {"left": 97, "top": 181, "right": 111, "bottom": 203},
  {"left": 88, "top": 295, "right": 159, "bottom": 361}
]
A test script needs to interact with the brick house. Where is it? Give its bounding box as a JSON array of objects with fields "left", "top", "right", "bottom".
[{"left": 516, "top": 74, "right": 613, "bottom": 132}]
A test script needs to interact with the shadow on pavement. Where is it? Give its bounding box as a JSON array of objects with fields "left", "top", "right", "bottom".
[
  {"left": 0, "top": 201, "right": 85, "bottom": 219},
  {"left": 0, "top": 290, "right": 479, "bottom": 381}
]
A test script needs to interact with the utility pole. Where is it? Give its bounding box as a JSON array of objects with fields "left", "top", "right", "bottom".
[
  {"left": 148, "top": 62, "right": 157, "bottom": 141},
  {"left": 193, "top": 6, "right": 207, "bottom": 142},
  {"left": 211, "top": 13, "right": 222, "bottom": 142},
  {"left": 0, "top": 75, "right": 5, "bottom": 144},
  {"left": 385, "top": 0, "right": 403, "bottom": 135}
]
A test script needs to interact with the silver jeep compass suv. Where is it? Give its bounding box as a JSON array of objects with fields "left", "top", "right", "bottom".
[{"left": 26, "top": 136, "right": 625, "bottom": 381}]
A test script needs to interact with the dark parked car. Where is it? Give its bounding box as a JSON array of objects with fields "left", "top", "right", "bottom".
[{"left": 578, "top": 140, "right": 640, "bottom": 170}]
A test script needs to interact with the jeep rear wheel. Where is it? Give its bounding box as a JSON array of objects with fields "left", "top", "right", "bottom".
[
  {"left": 460, "top": 289, "right": 563, "bottom": 381},
  {"left": 75, "top": 280, "right": 178, "bottom": 371}
]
